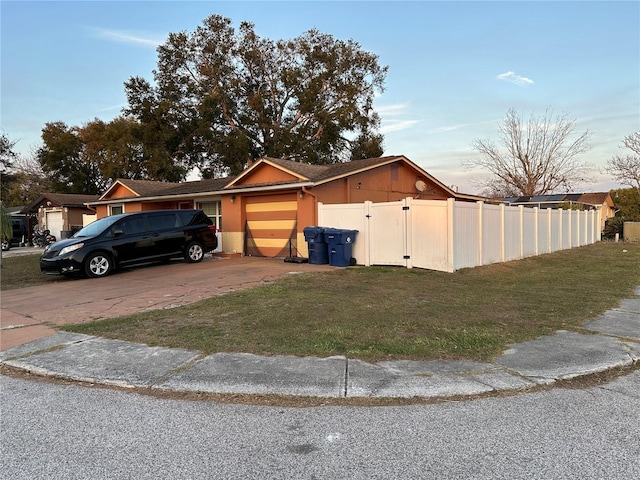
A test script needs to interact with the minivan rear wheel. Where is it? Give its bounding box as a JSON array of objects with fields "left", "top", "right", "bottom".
[
  {"left": 84, "top": 252, "right": 113, "bottom": 278},
  {"left": 184, "top": 241, "right": 205, "bottom": 263}
]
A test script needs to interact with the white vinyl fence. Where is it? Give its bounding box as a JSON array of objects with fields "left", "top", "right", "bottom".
[{"left": 317, "top": 198, "right": 601, "bottom": 272}]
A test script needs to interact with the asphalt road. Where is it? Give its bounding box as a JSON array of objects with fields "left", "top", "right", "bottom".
[{"left": 1, "top": 370, "right": 638, "bottom": 479}]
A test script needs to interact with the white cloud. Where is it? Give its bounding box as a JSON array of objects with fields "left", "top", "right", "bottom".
[
  {"left": 429, "top": 119, "right": 498, "bottom": 134},
  {"left": 496, "top": 71, "right": 534, "bottom": 86},
  {"left": 376, "top": 103, "right": 410, "bottom": 115},
  {"left": 377, "top": 103, "right": 421, "bottom": 133},
  {"left": 380, "top": 119, "right": 421, "bottom": 134},
  {"left": 90, "top": 27, "right": 163, "bottom": 48}
]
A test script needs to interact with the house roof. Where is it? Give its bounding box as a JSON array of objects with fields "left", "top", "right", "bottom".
[
  {"left": 255, "top": 156, "right": 405, "bottom": 183},
  {"left": 500, "top": 192, "right": 613, "bottom": 207},
  {"left": 98, "top": 177, "right": 232, "bottom": 201},
  {"left": 227, "top": 156, "right": 485, "bottom": 200},
  {"left": 90, "top": 155, "right": 485, "bottom": 205},
  {"left": 23, "top": 193, "right": 100, "bottom": 213},
  {"left": 578, "top": 192, "right": 614, "bottom": 206}
]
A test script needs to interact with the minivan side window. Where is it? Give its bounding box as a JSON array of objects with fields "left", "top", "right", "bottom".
[
  {"left": 146, "top": 213, "right": 180, "bottom": 231},
  {"left": 118, "top": 217, "right": 146, "bottom": 235}
]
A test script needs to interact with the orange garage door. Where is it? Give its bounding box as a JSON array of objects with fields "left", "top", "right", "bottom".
[{"left": 245, "top": 193, "right": 298, "bottom": 257}]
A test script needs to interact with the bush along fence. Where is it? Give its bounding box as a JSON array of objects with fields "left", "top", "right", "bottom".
[{"left": 317, "top": 198, "right": 602, "bottom": 272}]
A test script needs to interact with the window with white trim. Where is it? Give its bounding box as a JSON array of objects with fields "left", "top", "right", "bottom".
[
  {"left": 109, "top": 205, "right": 124, "bottom": 215},
  {"left": 198, "top": 202, "right": 222, "bottom": 229}
]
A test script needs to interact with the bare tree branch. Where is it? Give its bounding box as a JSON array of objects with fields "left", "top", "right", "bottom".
[
  {"left": 465, "top": 108, "right": 593, "bottom": 196},
  {"left": 605, "top": 132, "right": 640, "bottom": 193}
]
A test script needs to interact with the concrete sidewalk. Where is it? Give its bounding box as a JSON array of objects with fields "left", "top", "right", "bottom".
[{"left": 2, "top": 289, "right": 638, "bottom": 399}]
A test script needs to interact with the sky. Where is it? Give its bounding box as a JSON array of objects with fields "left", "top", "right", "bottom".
[{"left": 2, "top": 0, "right": 639, "bottom": 195}]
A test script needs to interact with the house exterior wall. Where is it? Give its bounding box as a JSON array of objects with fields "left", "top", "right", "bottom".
[
  {"left": 94, "top": 160, "right": 457, "bottom": 258},
  {"left": 109, "top": 184, "right": 136, "bottom": 199},
  {"left": 66, "top": 209, "right": 87, "bottom": 231},
  {"left": 95, "top": 200, "right": 189, "bottom": 219},
  {"left": 312, "top": 164, "right": 450, "bottom": 204},
  {"left": 34, "top": 204, "right": 93, "bottom": 237},
  {"left": 235, "top": 164, "right": 299, "bottom": 185}
]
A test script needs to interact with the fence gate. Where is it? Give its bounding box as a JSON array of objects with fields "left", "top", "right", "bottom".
[{"left": 368, "top": 200, "right": 408, "bottom": 267}]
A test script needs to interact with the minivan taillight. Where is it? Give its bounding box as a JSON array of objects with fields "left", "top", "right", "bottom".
[{"left": 208, "top": 225, "right": 217, "bottom": 234}]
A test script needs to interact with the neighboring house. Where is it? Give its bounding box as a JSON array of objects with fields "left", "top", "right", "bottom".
[
  {"left": 499, "top": 192, "right": 616, "bottom": 232},
  {"left": 22, "top": 193, "right": 100, "bottom": 240},
  {"left": 88, "top": 156, "right": 483, "bottom": 258}
]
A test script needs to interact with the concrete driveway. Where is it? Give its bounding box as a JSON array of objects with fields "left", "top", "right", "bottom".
[{"left": 0, "top": 254, "right": 332, "bottom": 351}]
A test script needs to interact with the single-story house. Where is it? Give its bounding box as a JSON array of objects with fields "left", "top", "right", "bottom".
[
  {"left": 22, "top": 193, "right": 100, "bottom": 240},
  {"left": 87, "top": 156, "right": 483, "bottom": 258},
  {"left": 499, "top": 192, "right": 616, "bottom": 232}
]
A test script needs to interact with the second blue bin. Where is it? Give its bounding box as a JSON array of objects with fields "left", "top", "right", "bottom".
[{"left": 324, "top": 228, "right": 358, "bottom": 267}]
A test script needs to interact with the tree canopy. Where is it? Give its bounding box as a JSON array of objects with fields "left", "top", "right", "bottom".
[
  {"left": 465, "top": 108, "right": 592, "bottom": 197},
  {"left": 610, "top": 187, "right": 640, "bottom": 220},
  {"left": 37, "top": 121, "right": 104, "bottom": 194},
  {"left": 124, "top": 15, "right": 387, "bottom": 177},
  {"left": 605, "top": 132, "right": 640, "bottom": 193},
  {"left": 35, "top": 117, "right": 188, "bottom": 195}
]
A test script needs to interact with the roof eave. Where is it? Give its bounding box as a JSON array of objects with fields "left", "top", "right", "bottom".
[{"left": 86, "top": 181, "right": 315, "bottom": 206}]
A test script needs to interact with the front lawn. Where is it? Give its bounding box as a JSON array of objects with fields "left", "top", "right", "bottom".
[{"left": 52, "top": 242, "right": 640, "bottom": 362}]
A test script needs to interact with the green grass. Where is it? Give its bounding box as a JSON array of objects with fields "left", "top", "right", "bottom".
[
  {"left": 4, "top": 243, "right": 640, "bottom": 361},
  {"left": 0, "top": 253, "right": 70, "bottom": 290}
]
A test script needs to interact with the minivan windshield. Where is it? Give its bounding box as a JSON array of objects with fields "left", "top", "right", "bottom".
[{"left": 73, "top": 215, "right": 123, "bottom": 238}]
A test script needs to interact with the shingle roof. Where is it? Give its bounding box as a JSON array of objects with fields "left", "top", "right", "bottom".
[
  {"left": 110, "top": 177, "right": 231, "bottom": 198},
  {"left": 42, "top": 193, "right": 100, "bottom": 206},
  {"left": 114, "top": 179, "right": 177, "bottom": 197},
  {"left": 93, "top": 155, "right": 470, "bottom": 204},
  {"left": 578, "top": 192, "right": 612, "bottom": 206},
  {"left": 262, "top": 156, "right": 405, "bottom": 183},
  {"left": 22, "top": 193, "right": 100, "bottom": 213},
  {"left": 261, "top": 157, "right": 331, "bottom": 180},
  {"left": 162, "top": 177, "right": 231, "bottom": 195}
]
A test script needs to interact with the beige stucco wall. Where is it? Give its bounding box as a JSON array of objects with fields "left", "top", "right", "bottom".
[{"left": 221, "top": 231, "right": 245, "bottom": 255}]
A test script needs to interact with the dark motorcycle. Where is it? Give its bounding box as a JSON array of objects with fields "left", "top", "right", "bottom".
[{"left": 32, "top": 228, "right": 56, "bottom": 247}]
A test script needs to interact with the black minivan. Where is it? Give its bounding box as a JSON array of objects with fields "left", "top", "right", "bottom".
[{"left": 40, "top": 210, "right": 218, "bottom": 278}]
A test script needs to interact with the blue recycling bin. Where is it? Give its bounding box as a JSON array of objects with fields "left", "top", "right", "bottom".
[
  {"left": 303, "top": 226, "right": 329, "bottom": 264},
  {"left": 324, "top": 228, "right": 358, "bottom": 267}
]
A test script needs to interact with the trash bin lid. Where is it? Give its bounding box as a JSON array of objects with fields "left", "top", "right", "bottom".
[{"left": 303, "top": 226, "right": 326, "bottom": 240}]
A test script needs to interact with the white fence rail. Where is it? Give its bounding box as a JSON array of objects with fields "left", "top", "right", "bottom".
[{"left": 318, "top": 198, "right": 601, "bottom": 272}]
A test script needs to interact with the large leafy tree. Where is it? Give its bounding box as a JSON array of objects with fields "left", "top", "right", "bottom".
[
  {"left": 37, "top": 121, "right": 104, "bottom": 194},
  {"left": 124, "top": 15, "right": 387, "bottom": 177},
  {"left": 36, "top": 118, "right": 187, "bottom": 195},
  {"left": 466, "top": 108, "right": 593, "bottom": 196},
  {"left": 605, "top": 132, "right": 640, "bottom": 193},
  {"left": 80, "top": 117, "right": 186, "bottom": 182}
]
